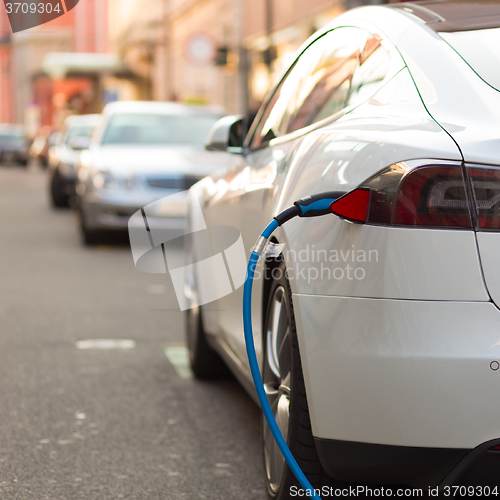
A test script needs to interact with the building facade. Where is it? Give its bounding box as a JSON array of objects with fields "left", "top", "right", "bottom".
[
  {"left": 0, "top": 8, "right": 13, "bottom": 123},
  {"left": 2, "top": 0, "right": 401, "bottom": 127},
  {"left": 110, "top": 0, "right": 393, "bottom": 116},
  {"left": 0, "top": 0, "right": 109, "bottom": 132},
  {"left": 245, "top": 0, "right": 347, "bottom": 111}
]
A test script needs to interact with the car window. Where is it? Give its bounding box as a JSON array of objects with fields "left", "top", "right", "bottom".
[
  {"left": 101, "top": 113, "right": 221, "bottom": 146},
  {"left": 0, "top": 132, "right": 25, "bottom": 148},
  {"left": 347, "top": 34, "right": 391, "bottom": 108},
  {"left": 64, "top": 125, "right": 95, "bottom": 145},
  {"left": 251, "top": 28, "right": 368, "bottom": 148},
  {"left": 250, "top": 56, "right": 310, "bottom": 148},
  {"left": 286, "top": 28, "right": 368, "bottom": 134}
]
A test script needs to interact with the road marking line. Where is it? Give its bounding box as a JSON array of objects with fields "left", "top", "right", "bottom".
[
  {"left": 164, "top": 345, "right": 193, "bottom": 380},
  {"left": 76, "top": 339, "right": 136, "bottom": 350}
]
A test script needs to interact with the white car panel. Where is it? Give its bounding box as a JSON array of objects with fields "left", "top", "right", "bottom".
[
  {"left": 281, "top": 221, "right": 488, "bottom": 301},
  {"left": 398, "top": 21, "right": 500, "bottom": 166},
  {"left": 475, "top": 232, "right": 500, "bottom": 306},
  {"left": 395, "top": 16, "right": 500, "bottom": 311},
  {"left": 294, "top": 294, "right": 500, "bottom": 449}
]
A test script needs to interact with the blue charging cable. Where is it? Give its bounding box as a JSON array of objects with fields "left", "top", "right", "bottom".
[{"left": 243, "top": 192, "right": 343, "bottom": 500}]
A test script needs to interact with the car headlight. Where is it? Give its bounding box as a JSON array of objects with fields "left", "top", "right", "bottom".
[
  {"left": 91, "top": 171, "right": 114, "bottom": 190},
  {"left": 90, "top": 171, "right": 138, "bottom": 190}
]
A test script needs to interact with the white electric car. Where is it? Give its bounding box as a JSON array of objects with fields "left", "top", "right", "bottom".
[{"left": 185, "top": 1, "right": 500, "bottom": 494}]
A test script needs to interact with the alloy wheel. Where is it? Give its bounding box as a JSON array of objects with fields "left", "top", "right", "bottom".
[{"left": 263, "top": 285, "right": 292, "bottom": 495}]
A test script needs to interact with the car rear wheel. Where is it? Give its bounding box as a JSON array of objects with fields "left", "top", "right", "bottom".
[
  {"left": 79, "top": 208, "right": 103, "bottom": 246},
  {"left": 263, "top": 260, "right": 334, "bottom": 499},
  {"left": 50, "top": 171, "right": 70, "bottom": 208},
  {"left": 185, "top": 305, "right": 229, "bottom": 379}
]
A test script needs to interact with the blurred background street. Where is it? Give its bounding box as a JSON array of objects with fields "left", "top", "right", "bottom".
[
  {"left": 0, "top": 0, "right": 398, "bottom": 128},
  {"left": 0, "top": 162, "right": 264, "bottom": 500}
]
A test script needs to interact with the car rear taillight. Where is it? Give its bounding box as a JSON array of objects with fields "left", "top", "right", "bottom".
[
  {"left": 330, "top": 162, "right": 472, "bottom": 229},
  {"left": 468, "top": 166, "right": 500, "bottom": 231}
]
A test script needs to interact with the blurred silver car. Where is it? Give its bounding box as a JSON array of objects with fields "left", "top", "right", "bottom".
[
  {"left": 30, "top": 130, "right": 59, "bottom": 169},
  {"left": 49, "top": 114, "right": 101, "bottom": 207},
  {"left": 76, "top": 101, "right": 229, "bottom": 245},
  {"left": 0, "top": 125, "right": 28, "bottom": 166}
]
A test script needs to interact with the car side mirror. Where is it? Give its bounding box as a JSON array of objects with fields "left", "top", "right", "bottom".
[
  {"left": 69, "top": 136, "right": 90, "bottom": 151},
  {"left": 205, "top": 116, "right": 245, "bottom": 153}
]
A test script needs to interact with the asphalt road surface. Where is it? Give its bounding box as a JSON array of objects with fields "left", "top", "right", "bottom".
[{"left": 0, "top": 164, "right": 265, "bottom": 499}]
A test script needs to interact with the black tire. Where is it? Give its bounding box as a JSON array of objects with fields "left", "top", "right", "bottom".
[
  {"left": 185, "top": 305, "right": 229, "bottom": 379},
  {"left": 262, "top": 260, "right": 334, "bottom": 499},
  {"left": 50, "top": 171, "right": 70, "bottom": 208},
  {"left": 81, "top": 227, "right": 103, "bottom": 246},
  {"left": 79, "top": 208, "right": 103, "bottom": 246}
]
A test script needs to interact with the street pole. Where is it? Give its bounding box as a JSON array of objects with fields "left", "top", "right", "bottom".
[
  {"left": 236, "top": 0, "right": 249, "bottom": 118},
  {"left": 163, "top": 0, "right": 174, "bottom": 101},
  {"left": 265, "top": 0, "right": 274, "bottom": 83}
]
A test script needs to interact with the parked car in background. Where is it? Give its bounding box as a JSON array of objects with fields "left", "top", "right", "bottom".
[
  {"left": 49, "top": 114, "right": 101, "bottom": 208},
  {"left": 185, "top": 1, "right": 500, "bottom": 494},
  {"left": 76, "top": 101, "right": 229, "bottom": 245},
  {"left": 30, "top": 129, "right": 60, "bottom": 168},
  {"left": 0, "top": 125, "right": 28, "bottom": 167}
]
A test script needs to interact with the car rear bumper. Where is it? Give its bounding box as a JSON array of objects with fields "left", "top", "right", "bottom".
[
  {"left": 0, "top": 150, "right": 28, "bottom": 163},
  {"left": 293, "top": 294, "right": 500, "bottom": 485},
  {"left": 315, "top": 437, "right": 500, "bottom": 487}
]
